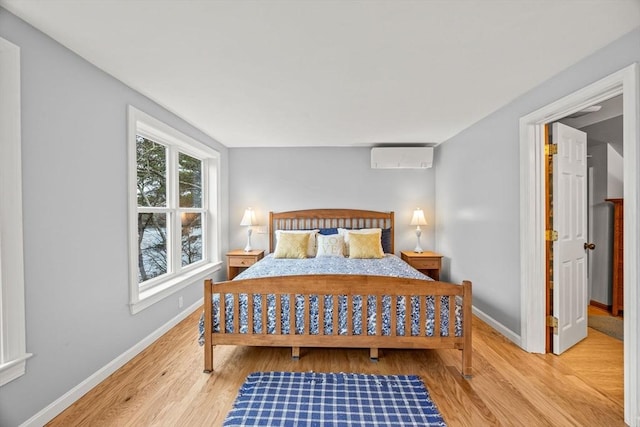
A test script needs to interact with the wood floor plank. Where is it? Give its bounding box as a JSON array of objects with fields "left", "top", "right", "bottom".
[{"left": 47, "top": 308, "right": 624, "bottom": 426}]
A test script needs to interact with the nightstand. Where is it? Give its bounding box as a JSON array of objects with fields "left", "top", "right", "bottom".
[
  {"left": 226, "top": 249, "right": 265, "bottom": 280},
  {"left": 400, "top": 251, "right": 443, "bottom": 281}
]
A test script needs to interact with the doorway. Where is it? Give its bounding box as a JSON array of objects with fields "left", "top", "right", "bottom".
[
  {"left": 562, "top": 95, "right": 624, "bottom": 322},
  {"left": 519, "top": 64, "right": 639, "bottom": 426},
  {"left": 546, "top": 95, "right": 624, "bottom": 353}
]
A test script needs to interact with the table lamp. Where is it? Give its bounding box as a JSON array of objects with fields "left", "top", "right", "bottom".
[
  {"left": 240, "top": 208, "right": 257, "bottom": 252},
  {"left": 410, "top": 208, "right": 427, "bottom": 253}
]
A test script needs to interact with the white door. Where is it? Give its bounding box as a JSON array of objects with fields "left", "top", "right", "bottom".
[{"left": 553, "top": 122, "right": 588, "bottom": 355}]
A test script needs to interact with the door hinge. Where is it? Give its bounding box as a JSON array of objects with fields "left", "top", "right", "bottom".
[
  {"left": 545, "top": 230, "right": 558, "bottom": 241},
  {"left": 545, "top": 144, "right": 558, "bottom": 156},
  {"left": 546, "top": 315, "right": 559, "bottom": 334}
]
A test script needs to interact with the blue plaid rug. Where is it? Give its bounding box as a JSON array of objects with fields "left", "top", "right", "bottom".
[{"left": 223, "top": 371, "right": 447, "bottom": 426}]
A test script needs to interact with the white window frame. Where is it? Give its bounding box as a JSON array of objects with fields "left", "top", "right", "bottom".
[
  {"left": 128, "top": 106, "right": 221, "bottom": 314},
  {"left": 0, "top": 37, "right": 32, "bottom": 387}
]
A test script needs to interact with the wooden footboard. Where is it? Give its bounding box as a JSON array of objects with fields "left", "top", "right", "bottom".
[{"left": 204, "top": 275, "right": 472, "bottom": 377}]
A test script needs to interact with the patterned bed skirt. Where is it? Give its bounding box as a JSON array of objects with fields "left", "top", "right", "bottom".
[{"left": 198, "top": 293, "right": 462, "bottom": 345}]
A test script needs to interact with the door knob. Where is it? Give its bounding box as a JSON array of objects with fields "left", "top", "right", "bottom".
[{"left": 584, "top": 242, "right": 596, "bottom": 250}]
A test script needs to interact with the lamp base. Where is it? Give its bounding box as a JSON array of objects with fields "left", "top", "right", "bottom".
[
  {"left": 414, "top": 228, "right": 424, "bottom": 253},
  {"left": 244, "top": 228, "right": 253, "bottom": 252}
]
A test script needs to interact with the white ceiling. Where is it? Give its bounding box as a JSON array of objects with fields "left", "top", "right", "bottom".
[{"left": 1, "top": 0, "right": 639, "bottom": 148}]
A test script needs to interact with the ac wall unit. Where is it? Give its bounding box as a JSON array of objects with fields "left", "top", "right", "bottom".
[{"left": 370, "top": 147, "right": 433, "bottom": 169}]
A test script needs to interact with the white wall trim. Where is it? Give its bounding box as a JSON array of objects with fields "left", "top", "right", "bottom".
[
  {"left": 622, "top": 62, "right": 640, "bottom": 427},
  {"left": 519, "top": 63, "right": 639, "bottom": 426},
  {"left": 472, "top": 306, "right": 521, "bottom": 347},
  {"left": 131, "top": 262, "right": 221, "bottom": 314},
  {"left": 0, "top": 36, "right": 32, "bottom": 387},
  {"left": 19, "top": 299, "right": 204, "bottom": 427},
  {"left": 127, "top": 105, "right": 221, "bottom": 314}
]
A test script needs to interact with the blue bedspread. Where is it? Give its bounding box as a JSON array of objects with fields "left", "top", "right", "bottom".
[
  {"left": 234, "top": 254, "right": 428, "bottom": 281},
  {"left": 198, "top": 255, "right": 462, "bottom": 345}
]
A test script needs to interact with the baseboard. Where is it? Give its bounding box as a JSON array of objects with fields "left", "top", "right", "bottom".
[
  {"left": 472, "top": 305, "right": 522, "bottom": 348},
  {"left": 20, "top": 298, "right": 203, "bottom": 427},
  {"left": 589, "top": 299, "right": 611, "bottom": 312}
]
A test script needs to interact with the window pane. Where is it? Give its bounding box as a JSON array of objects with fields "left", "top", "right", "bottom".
[
  {"left": 181, "top": 212, "right": 203, "bottom": 266},
  {"left": 179, "top": 152, "right": 202, "bottom": 208},
  {"left": 138, "top": 213, "right": 168, "bottom": 283},
  {"left": 137, "top": 136, "right": 167, "bottom": 207}
]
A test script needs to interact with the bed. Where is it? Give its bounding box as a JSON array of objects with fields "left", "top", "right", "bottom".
[{"left": 202, "top": 209, "right": 472, "bottom": 377}]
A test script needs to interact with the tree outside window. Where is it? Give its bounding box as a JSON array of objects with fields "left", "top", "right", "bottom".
[{"left": 136, "top": 136, "right": 205, "bottom": 285}]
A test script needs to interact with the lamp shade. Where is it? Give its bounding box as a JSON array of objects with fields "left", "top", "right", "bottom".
[
  {"left": 240, "top": 208, "right": 257, "bottom": 226},
  {"left": 410, "top": 208, "right": 427, "bottom": 226}
]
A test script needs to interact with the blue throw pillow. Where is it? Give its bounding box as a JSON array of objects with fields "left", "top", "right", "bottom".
[
  {"left": 380, "top": 228, "right": 392, "bottom": 254},
  {"left": 318, "top": 228, "right": 339, "bottom": 235}
]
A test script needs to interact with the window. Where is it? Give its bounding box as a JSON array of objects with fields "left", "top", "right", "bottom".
[
  {"left": 0, "top": 37, "right": 31, "bottom": 387},
  {"left": 128, "top": 106, "right": 221, "bottom": 314}
]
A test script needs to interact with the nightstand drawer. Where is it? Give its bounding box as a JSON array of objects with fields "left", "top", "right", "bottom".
[
  {"left": 400, "top": 251, "right": 443, "bottom": 281},
  {"left": 226, "top": 249, "right": 265, "bottom": 280},
  {"left": 228, "top": 256, "right": 257, "bottom": 267},
  {"left": 410, "top": 259, "right": 440, "bottom": 270}
]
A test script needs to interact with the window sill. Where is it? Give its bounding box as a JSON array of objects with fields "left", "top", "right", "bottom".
[
  {"left": 0, "top": 353, "right": 33, "bottom": 387},
  {"left": 130, "top": 261, "right": 222, "bottom": 314}
]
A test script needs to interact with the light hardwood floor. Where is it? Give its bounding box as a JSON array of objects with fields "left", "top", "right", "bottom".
[{"left": 48, "top": 308, "right": 624, "bottom": 426}]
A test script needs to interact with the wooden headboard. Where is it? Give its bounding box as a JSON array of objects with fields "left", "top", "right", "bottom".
[{"left": 269, "top": 209, "right": 394, "bottom": 253}]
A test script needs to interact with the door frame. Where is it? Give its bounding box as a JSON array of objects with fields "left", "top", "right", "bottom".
[{"left": 519, "top": 63, "right": 639, "bottom": 426}]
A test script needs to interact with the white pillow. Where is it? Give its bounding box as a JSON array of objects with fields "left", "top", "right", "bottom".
[
  {"left": 316, "top": 234, "right": 345, "bottom": 257},
  {"left": 337, "top": 228, "right": 382, "bottom": 256},
  {"left": 275, "top": 230, "right": 319, "bottom": 257}
]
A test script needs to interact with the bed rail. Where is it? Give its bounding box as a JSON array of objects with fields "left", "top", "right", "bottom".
[{"left": 204, "top": 275, "right": 472, "bottom": 377}]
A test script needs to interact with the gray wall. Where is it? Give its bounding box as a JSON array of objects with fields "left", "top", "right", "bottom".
[
  {"left": 0, "top": 9, "right": 229, "bottom": 427},
  {"left": 607, "top": 143, "right": 624, "bottom": 197},
  {"left": 229, "top": 147, "right": 435, "bottom": 256},
  {"left": 588, "top": 142, "right": 613, "bottom": 305},
  {"left": 435, "top": 26, "right": 640, "bottom": 335}
]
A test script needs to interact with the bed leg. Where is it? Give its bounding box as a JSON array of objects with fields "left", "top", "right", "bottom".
[
  {"left": 462, "top": 347, "right": 472, "bottom": 379},
  {"left": 292, "top": 347, "right": 300, "bottom": 360},
  {"left": 461, "top": 280, "right": 473, "bottom": 379},
  {"left": 204, "top": 345, "right": 214, "bottom": 374},
  {"left": 204, "top": 279, "right": 214, "bottom": 374},
  {"left": 369, "top": 348, "right": 379, "bottom": 361}
]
